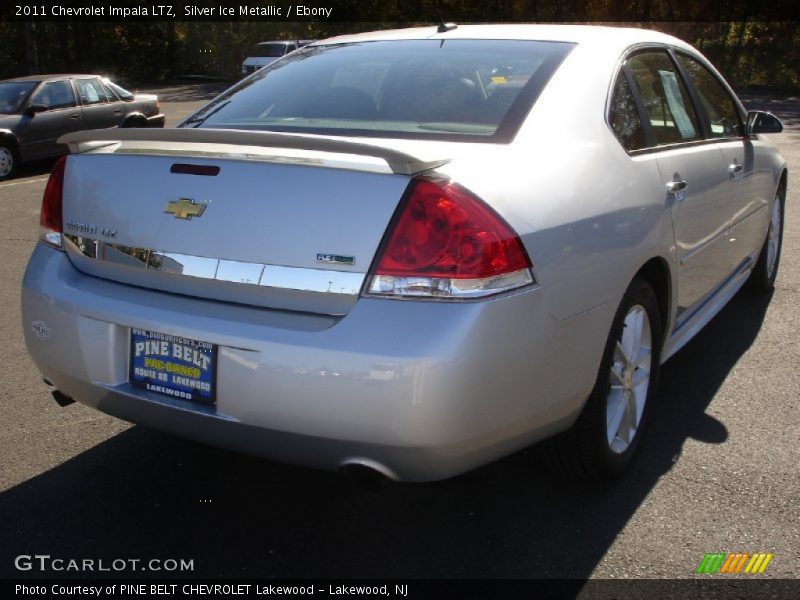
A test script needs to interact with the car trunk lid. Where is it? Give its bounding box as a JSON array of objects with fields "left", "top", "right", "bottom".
[{"left": 59, "top": 129, "right": 448, "bottom": 315}]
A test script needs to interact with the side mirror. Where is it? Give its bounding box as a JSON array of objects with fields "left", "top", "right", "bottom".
[
  {"left": 25, "top": 104, "right": 47, "bottom": 117},
  {"left": 747, "top": 110, "right": 783, "bottom": 134}
]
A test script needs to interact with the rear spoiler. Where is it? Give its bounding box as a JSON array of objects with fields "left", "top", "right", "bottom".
[{"left": 58, "top": 128, "right": 449, "bottom": 176}]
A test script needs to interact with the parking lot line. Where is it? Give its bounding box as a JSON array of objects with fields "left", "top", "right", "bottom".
[{"left": 0, "top": 177, "right": 49, "bottom": 189}]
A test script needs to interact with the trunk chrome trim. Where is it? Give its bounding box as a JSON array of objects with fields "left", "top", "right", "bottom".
[
  {"left": 63, "top": 235, "right": 366, "bottom": 296},
  {"left": 58, "top": 128, "right": 450, "bottom": 176}
]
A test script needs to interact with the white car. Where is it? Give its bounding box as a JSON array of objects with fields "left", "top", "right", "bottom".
[
  {"left": 23, "top": 25, "right": 786, "bottom": 481},
  {"left": 240, "top": 40, "right": 314, "bottom": 75}
]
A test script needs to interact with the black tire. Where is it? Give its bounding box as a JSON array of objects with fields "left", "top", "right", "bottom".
[
  {"left": 748, "top": 191, "right": 785, "bottom": 293},
  {"left": 0, "top": 142, "right": 18, "bottom": 181},
  {"left": 540, "top": 278, "right": 662, "bottom": 480},
  {"left": 122, "top": 117, "right": 146, "bottom": 128}
]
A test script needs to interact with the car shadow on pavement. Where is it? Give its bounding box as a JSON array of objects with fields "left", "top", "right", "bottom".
[
  {"left": 0, "top": 288, "right": 772, "bottom": 579},
  {"left": 13, "top": 158, "right": 58, "bottom": 180}
]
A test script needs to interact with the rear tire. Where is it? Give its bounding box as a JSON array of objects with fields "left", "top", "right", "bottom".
[
  {"left": 748, "top": 192, "right": 784, "bottom": 293},
  {"left": 541, "top": 278, "right": 662, "bottom": 480},
  {"left": 0, "top": 142, "right": 18, "bottom": 181},
  {"left": 122, "top": 117, "right": 146, "bottom": 128}
]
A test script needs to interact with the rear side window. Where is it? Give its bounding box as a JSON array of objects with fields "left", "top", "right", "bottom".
[
  {"left": 104, "top": 79, "right": 134, "bottom": 101},
  {"left": 98, "top": 80, "right": 118, "bottom": 102},
  {"left": 627, "top": 51, "right": 701, "bottom": 146},
  {"left": 676, "top": 53, "right": 744, "bottom": 138},
  {"left": 609, "top": 71, "right": 645, "bottom": 151},
  {"left": 183, "top": 40, "right": 575, "bottom": 143}
]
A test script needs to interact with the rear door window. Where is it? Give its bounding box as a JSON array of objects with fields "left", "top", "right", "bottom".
[
  {"left": 76, "top": 79, "right": 109, "bottom": 105},
  {"left": 627, "top": 51, "right": 702, "bottom": 146}
]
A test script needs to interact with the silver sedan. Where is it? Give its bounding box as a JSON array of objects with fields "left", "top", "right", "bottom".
[{"left": 21, "top": 25, "right": 787, "bottom": 481}]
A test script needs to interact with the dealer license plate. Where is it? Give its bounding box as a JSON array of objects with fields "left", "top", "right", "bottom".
[{"left": 130, "top": 328, "right": 217, "bottom": 404}]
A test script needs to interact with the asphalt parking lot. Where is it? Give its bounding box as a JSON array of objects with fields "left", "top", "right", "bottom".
[{"left": 0, "top": 84, "right": 797, "bottom": 582}]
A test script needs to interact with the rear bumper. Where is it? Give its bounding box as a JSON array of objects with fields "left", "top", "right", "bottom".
[{"left": 21, "top": 244, "right": 612, "bottom": 481}]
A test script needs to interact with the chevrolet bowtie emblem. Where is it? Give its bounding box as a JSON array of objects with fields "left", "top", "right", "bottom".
[{"left": 164, "top": 198, "right": 206, "bottom": 220}]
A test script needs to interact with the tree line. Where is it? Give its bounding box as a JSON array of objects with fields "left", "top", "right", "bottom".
[{"left": 1, "top": 15, "right": 797, "bottom": 92}]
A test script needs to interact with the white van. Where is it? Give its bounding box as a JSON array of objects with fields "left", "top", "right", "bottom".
[{"left": 241, "top": 40, "right": 315, "bottom": 75}]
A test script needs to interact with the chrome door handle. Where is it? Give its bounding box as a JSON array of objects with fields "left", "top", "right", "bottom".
[
  {"left": 729, "top": 162, "right": 743, "bottom": 174},
  {"left": 69, "top": 114, "right": 79, "bottom": 119},
  {"left": 666, "top": 180, "right": 687, "bottom": 194}
]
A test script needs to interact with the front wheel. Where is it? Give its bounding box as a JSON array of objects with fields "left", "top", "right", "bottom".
[
  {"left": 749, "top": 191, "right": 785, "bottom": 292},
  {"left": 0, "top": 143, "right": 18, "bottom": 181},
  {"left": 541, "top": 278, "right": 662, "bottom": 480}
]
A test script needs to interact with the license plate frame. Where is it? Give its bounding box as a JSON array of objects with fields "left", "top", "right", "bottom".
[{"left": 129, "top": 328, "right": 217, "bottom": 405}]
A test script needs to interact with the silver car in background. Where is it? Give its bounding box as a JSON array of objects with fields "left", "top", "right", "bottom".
[
  {"left": 0, "top": 74, "right": 165, "bottom": 180},
  {"left": 22, "top": 25, "right": 786, "bottom": 481}
]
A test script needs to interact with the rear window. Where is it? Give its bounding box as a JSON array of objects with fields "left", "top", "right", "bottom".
[{"left": 185, "top": 40, "right": 574, "bottom": 143}]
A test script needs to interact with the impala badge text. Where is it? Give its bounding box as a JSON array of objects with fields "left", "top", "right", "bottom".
[{"left": 65, "top": 222, "right": 117, "bottom": 238}]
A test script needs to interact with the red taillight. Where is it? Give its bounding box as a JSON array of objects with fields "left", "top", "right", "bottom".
[
  {"left": 39, "top": 156, "right": 67, "bottom": 249},
  {"left": 367, "top": 177, "right": 534, "bottom": 299}
]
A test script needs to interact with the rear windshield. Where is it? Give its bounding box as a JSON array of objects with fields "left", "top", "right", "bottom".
[
  {"left": 251, "top": 43, "right": 290, "bottom": 57},
  {"left": 185, "top": 40, "right": 574, "bottom": 143},
  {"left": 0, "top": 81, "right": 36, "bottom": 113}
]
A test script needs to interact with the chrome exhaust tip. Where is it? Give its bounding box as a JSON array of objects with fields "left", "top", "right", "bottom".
[{"left": 338, "top": 460, "right": 396, "bottom": 487}]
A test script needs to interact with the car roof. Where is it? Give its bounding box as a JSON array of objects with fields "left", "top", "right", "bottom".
[{"left": 315, "top": 24, "right": 694, "bottom": 54}]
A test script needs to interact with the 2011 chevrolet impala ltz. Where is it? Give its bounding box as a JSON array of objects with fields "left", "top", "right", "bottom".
[{"left": 22, "top": 25, "right": 787, "bottom": 481}]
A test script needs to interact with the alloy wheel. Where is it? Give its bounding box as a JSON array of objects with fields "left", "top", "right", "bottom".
[
  {"left": 766, "top": 195, "right": 782, "bottom": 280},
  {"left": 606, "top": 304, "right": 652, "bottom": 454},
  {"left": 0, "top": 146, "right": 14, "bottom": 178}
]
